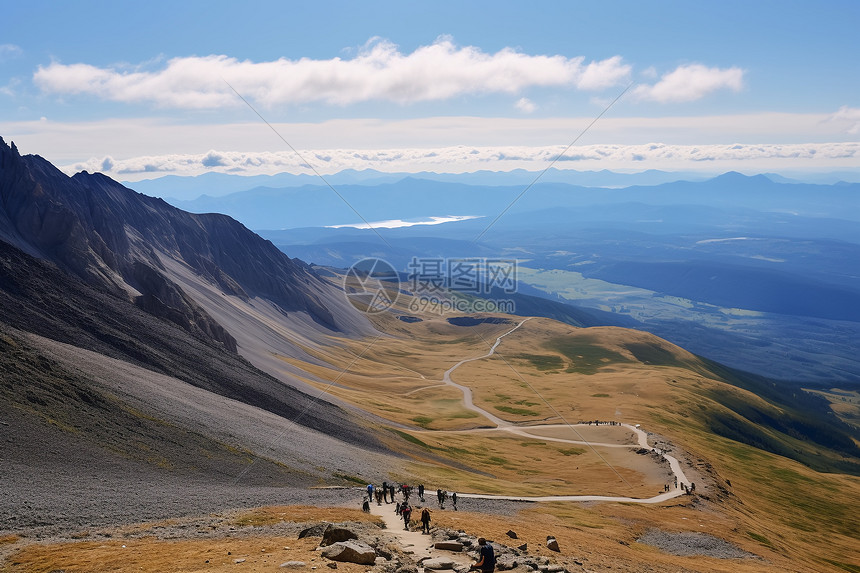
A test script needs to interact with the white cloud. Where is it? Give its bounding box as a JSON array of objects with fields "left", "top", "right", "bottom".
[
  {"left": 0, "top": 44, "right": 23, "bottom": 61},
  {"left": 515, "top": 97, "right": 536, "bottom": 113},
  {"left": 57, "top": 142, "right": 859, "bottom": 180},
  {"left": 33, "top": 37, "right": 631, "bottom": 108},
  {"left": 633, "top": 64, "right": 744, "bottom": 103},
  {"left": 826, "top": 106, "right": 860, "bottom": 135}
]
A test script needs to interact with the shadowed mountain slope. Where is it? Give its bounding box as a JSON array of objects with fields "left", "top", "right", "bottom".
[
  {"left": 0, "top": 136, "right": 391, "bottom": 461},
  {"left": 0, "top": 137, "right": 367, "bottom": 346}
]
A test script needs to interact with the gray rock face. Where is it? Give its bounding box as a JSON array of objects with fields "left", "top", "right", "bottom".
[
  {"left": 280, "top": 561, "right": 307, "bottom": 568},
  {"left": 546, "top": 537, "right": 560, "bottom": 552},
  {"left": 0, "top": 135, "right": 344, "bottom": 348},
  {"left": 299, "top": 523, "right": 328, "bottom": 539},
  {"left": 434, "top": 541, "right": 464, "bottom": 552},
  {"left": 422, "top": 558, "right": 456, "bottom": 570},
  {"left": 321, "top": 540, "right": 377, "bottom": 565},
  {"left": 320, "top": 524, "right": 359, "bottom": 546}
]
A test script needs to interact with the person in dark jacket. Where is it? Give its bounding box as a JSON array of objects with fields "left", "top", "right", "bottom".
[{"left": 471, "top": 538, "right": 495, "bottom": 573}]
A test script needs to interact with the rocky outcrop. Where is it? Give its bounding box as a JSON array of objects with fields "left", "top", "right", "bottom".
[
  {"left": 421, "top": 557, "right": 455, "bottom": 570},
  {"left": 321, "top": 524, "right": 360, "bottom": 546},
  {"left": 321, "top": 540, "right": 377, "bottom": 565}
]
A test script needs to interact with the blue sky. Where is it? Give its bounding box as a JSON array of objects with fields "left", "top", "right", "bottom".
[{"left": 1, "top": 0, "right": 858, "bottom": 178}]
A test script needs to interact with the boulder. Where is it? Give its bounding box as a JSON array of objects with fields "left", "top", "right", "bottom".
[
  {"left": 546, "top": 537, "right": 560, "bottom": 553},
  {"left": 517, "top": 543, "right": 528, "bottom": 552},
  {"left": 423, "top": 558, "right": 456, "bottom": 570},
  {"left": 320, "top": 525, "right": 359, "bottom": 547},
  {"left": 280, "top": 562, "right": 307, "bottom": 568},
  {"left": 434, "top": 541, "right": 464, "bottom": 552},
  {"left": 321, "top": 541, "right": 377, "bottom": 565},
  {"left": 496, "top": 556, "right": 519, "bottom": 570},
  {"left": 506, "top": 530, "right": 518, "bottom": 539},
  {"left": 299, "top": 524, "right": 328, "bottom": 539}
]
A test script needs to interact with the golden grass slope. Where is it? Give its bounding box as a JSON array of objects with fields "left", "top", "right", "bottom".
[{"left": 274, "top": 287, "right": 860, "bottom": 572}]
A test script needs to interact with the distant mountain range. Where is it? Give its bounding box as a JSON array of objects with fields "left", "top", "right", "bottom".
[
  {"left": 154, "top": 172, "right": 860, "bottom": 232},
  {"left": 126, "top": 167, "right": 860, "bottom": 203},
  {"left": 126, "top": 168, "right": 713, "bottom": 201}
]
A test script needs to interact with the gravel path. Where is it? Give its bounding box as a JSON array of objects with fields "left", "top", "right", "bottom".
[{"left": 636, "top": 529, "right": 760, "bottom": 559}]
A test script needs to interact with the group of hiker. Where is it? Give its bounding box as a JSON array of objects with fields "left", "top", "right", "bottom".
[
  {"left": 361, "top": 482, "right": 462, "bottom": 534},
  {"left": 661, "top": 477, "right": 695, "bottom": 494},
  {"left": 393, "top": 499, "right": 432, "bottom": 532},
  {"left": 360, "top": 482, "right": 496, "bottom": 572},
  {"left": 364, "top": 482, "right": 458, "bottom": 509}
]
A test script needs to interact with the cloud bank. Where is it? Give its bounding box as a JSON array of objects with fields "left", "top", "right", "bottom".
[
  {"left": 62, "top": 142, "right": 859, "bottom": 179},
  {"left": 34, "top": 37, "right": 632, "bottom": 108}
]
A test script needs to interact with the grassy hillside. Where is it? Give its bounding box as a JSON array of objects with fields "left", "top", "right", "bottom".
[{"left": 276, "top": 281, "right": 860, "bottom": 571}]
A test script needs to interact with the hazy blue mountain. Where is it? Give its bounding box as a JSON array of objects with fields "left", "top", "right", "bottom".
[
  {"left": 126, "top": 167, "right": 860, "bottom": 202},
  {"left": 163, "top": 173, "right": 860, "bottom": 232},
  {"left": 126, "top": 168, "right": 714, "bottom": 202}
]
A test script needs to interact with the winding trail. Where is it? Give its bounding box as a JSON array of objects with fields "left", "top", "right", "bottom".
[{"left": 427, "top": 318, "right": 690, "bottom": 504}]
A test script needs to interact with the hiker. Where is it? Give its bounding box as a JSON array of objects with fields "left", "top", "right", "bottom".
[
  {"left": 362, "top": 498, "right": 370, "bottom": 513},
  {"left": 402, "top": 503, "right": 412, "bottom": 530},
  {"left": 470, "top": 537, "right": 495, "bottom": 573},
  {"left": 437, "top": 488, "right": 444, "bottom": 508},
  {"left": 382, "top": 481, "right": 389, "bottom": 503},
  {"left": 451, "top": 492, "right": 458, "bottom": 511},
  {"left": 389, "top": 484, "right": 396, "bottom": 503},
  {"left": 376, "top": 489, "right": 383, "bottom": 505},
  {"left": 395, "top": 501, "right": 401, "bottom": 515},
  {"left": 418, "top": 484, "right": 425, "bottom": 502},
  {"left": 367, "top": 483, "right": 374, "bottom": 501},
  {"left": 420, "top": 507, "right": 431, "bottom": 534}
]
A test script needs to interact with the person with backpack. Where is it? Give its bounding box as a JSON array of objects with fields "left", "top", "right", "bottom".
[
  {"left": 420, "top": 507, "right": 431, "bottom": 534},
  {"left": 401, "top": 502, "right": 412, "bottom": 530}
]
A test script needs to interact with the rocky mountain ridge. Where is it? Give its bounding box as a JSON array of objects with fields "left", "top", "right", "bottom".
[{"left": 0, "top": 136, "right": 353, "bottom": 352}]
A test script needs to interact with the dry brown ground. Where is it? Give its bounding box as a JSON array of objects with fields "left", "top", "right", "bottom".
[
  {"left": 1, "top": 507, "right": 381, "bottom": 573},
  {"left": 1, "top": 503, "right": 828, "bottom": 573}
]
